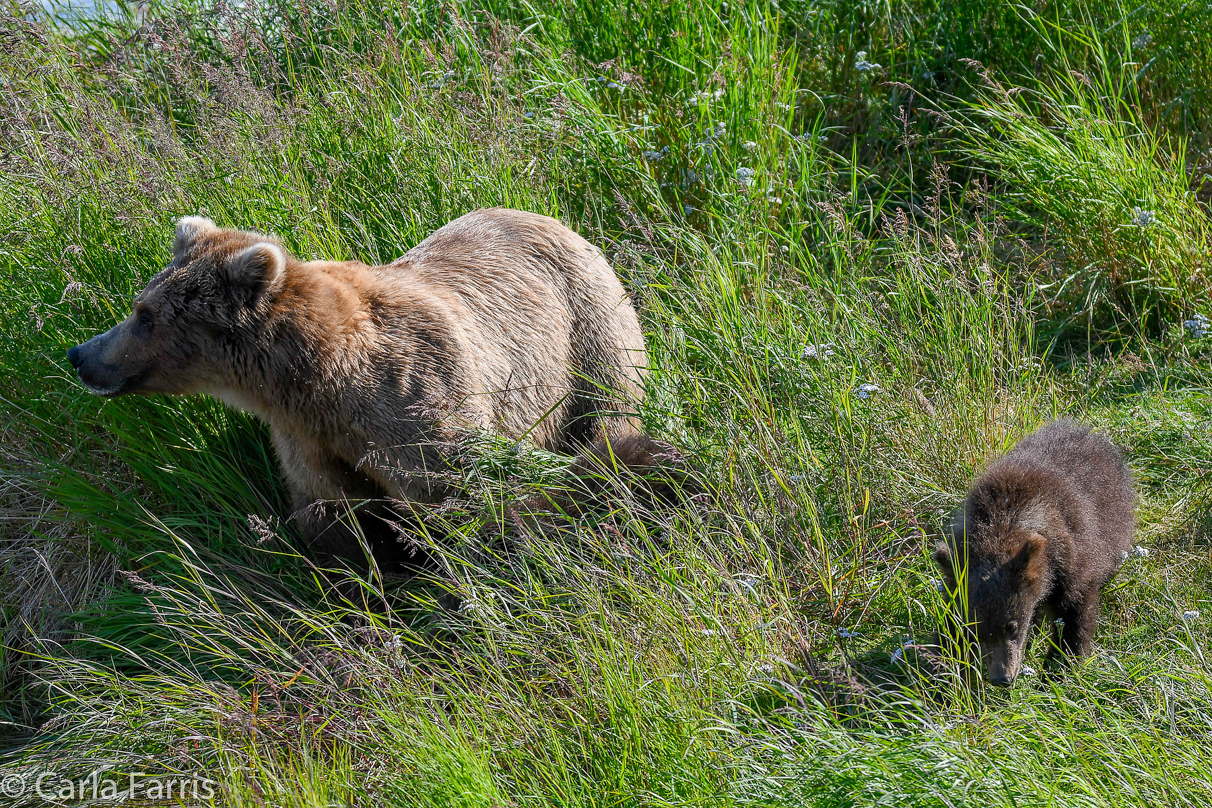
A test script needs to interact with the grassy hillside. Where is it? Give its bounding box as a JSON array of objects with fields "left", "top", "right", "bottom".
[{"left": 1, "top": 0, "right": 1211, "bottom": 804}]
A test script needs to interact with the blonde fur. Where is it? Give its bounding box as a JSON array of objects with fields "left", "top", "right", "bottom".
[{"left": 68, "top": 208, "right": 657, "bottom": 565}]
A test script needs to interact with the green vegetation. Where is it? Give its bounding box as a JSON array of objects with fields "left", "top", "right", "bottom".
[{"left": 2, "top": 0, "right": 1211, "bottom": 804}]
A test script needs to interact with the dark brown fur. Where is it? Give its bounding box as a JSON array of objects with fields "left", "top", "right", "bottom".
[
  {"left": 934, "top": 419, "right": 1136, "bottom": 686},
  {"left": 68, "top": 209, "right": 670, "bottom": 569}
]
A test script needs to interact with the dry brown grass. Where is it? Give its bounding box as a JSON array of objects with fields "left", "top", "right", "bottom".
[{"left": 0, "top": 441, "right": 115, "bottom": 733}]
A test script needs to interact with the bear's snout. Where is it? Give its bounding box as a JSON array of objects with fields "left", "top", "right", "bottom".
[
  {"left": 989, "top": 673, "right": 1015, "bottom": 687},
  {"left": 67, "top": 333, "right": 106, "bottom": 378},
  {"left": 68, "top": 331, "right": 135, "bottom": 396}
]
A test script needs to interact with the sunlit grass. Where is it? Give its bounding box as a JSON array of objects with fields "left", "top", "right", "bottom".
[{"left": 1, "top": 0, "right": 1210, "bottom": 804}]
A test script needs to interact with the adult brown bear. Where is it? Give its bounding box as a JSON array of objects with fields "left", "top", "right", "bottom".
[{"left": 68, "top": 209, "right": 670, "bottom": 568}]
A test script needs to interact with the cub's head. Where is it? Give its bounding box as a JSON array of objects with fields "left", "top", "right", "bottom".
[
  {"left": 934, "top": 506, "right": 1051, "bottom": 687},
  {"left": 67, "top": 217, "right": 288, "bottom": 397}
]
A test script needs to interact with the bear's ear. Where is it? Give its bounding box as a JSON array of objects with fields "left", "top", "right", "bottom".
[
  {"left": 1020, "top": 532, "right": 1048, "bottom": 586},
  {"left": 174, "top": 216, "right": 218, "bottom": 259},
  {"left": 224, "top": 242, "right": 286, "bottom": 302},
  {"left": 945, "top": 507, "right": 969, "bottom": 542},
  {"left": 1017, "top": 501, "right": 1050, "bottom": 534},
  {"left": 933, "top": 542, "right": 953, "bottom": 577}
]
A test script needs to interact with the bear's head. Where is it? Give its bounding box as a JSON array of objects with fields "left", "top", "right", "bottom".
[
  {"left": 934, "top": 506, "right": 1050, "bottom": 687},
  {"left": 67, "top": 217, "right": 288, "bottom": 398}
]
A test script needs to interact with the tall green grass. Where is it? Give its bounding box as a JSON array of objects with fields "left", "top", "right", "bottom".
[
  {"left": 1, "top": 0, "right": 1211, "bottom": 804},
  {"left": 956, "top": 26, "right": 1211, "bottom": 342}
]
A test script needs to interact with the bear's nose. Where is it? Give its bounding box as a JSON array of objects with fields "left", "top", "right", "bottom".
[
  {"left": 67, "top": 345, "right": 84, "bottom": 369},
  {"left": 989, "top": 674, "right": 1015, "bottom": 688}
]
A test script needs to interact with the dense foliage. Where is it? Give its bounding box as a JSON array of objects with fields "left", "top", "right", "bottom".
[{"left": 1, "top": 0, "right": 1210, "bottom": 804}]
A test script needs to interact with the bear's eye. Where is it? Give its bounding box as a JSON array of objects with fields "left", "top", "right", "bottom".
[
  {"left": 1006, "top": 620, "right": 1020, "bottom": 636},
  {"left": 134, "top": 311, "right": 155, "bottom": 337}
]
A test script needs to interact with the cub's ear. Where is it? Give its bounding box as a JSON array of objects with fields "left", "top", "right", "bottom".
[
  {"left": 933, "top": 542, "right": 953, "bottom": 576},
  {"left": 1020, "top": 532, "right": 1049, "bottom": 586},
  {"left": 173, "top": 216, "right": 218, "bottom": 259},
  {"left": 945, "top": 507, "right": 971, "bottom": 541},
  {"left": 224, "top": 241, "right": 286, "bottom": 301}
]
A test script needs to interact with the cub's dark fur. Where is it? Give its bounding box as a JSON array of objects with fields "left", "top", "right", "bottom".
[{"left": 934, "top": 419, "right": 1136, "bottom": 686}]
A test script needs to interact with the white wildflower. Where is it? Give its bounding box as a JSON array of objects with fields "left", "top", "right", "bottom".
[
  {"left": 427, "top": 70, "right": 458, "bottom": 89},
  {"left": 689, "top": 88, "right": 725, "bottom": 105},
  {"left": 1184, "top": 314, "right": 1209, "bottom": 338},
  {"left": 1020, "top": 665, "right": 1037, "bottom": 677},
  {"left": 1182, "top": 610, "right": 1201, "bottom": 621},
  {"left": 855, "top": 382, "right": 880, "bottom": 399},
  {"left": 700, "top": 629, "right": 718, "bottom": 637},
  {"left": 891, "top": 637, "right": 917, "bottom": 664},
  {"left": 1132, "top": 545, "right": 1150, "bottom": 558},
  {"left": 1132, "top": 206, "right": 1155, "bottom": 227},
  {"left": 1054, "top": 618, "right": 1065, "bottom": 628},
  {"left": 1132, "top": 32, "right": 1152, "bottom": 48},
  {"left": 1018, "top": 355, "right": 1042, "bottom": 371},
  {"left": 736, "top": 167, "right": 755, "bottom": 186},
  {"left": 743, "top": 140, "right": 757, "bottom": 151},
  {"left": 837, "top": 627, "right": 860, "bottom": 639},
  {"left": 802, "top": 342, "right": 836, "bottom": 360},
  {"left": 642, "top": 145, "right": 670, "bottom": 163},
  {"left": 854, "top": 51, "right": 882, "bottom": 72}
]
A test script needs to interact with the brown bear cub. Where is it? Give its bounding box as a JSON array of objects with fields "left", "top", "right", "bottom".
[
  {"left": 934, "top": 419, "right": 1135, "bottom": 686},
  {"left": 68, "top": 208, "right": 669, "bottom": 569}
]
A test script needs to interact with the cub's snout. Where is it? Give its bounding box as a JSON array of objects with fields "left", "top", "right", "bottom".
[{"left": 984, "top": 644, "right": 1019, "bottom": 687}]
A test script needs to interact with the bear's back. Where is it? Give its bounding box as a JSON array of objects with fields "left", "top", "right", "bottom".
[
  {"left": 380, "top": 208, "right": 646, "bottom": 447},
  {"left": 998, "top": 420, "right": 1136, "bottom": 556}
]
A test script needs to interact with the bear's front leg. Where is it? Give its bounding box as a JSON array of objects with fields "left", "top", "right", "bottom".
[
  {"left": 270, "top": 428, "right": 388, "bottom": 571},
  {"left": 1048, "top": 594, "right": 1100, "bottom": 666}
]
